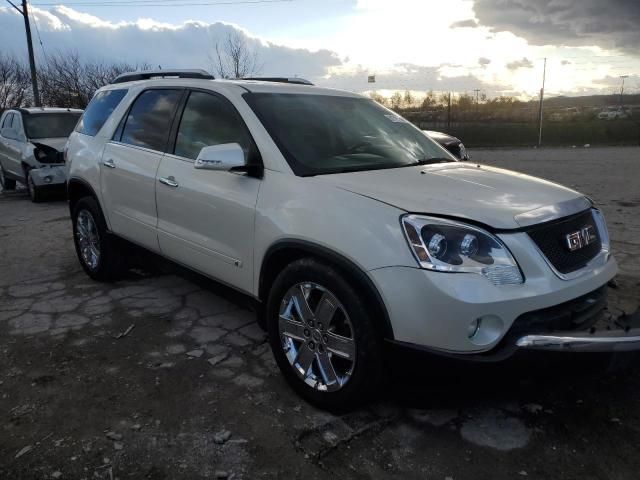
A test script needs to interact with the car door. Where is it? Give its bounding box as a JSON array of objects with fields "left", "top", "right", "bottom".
[
  {"left": 155, "top": 89, "right": 261, "bottom": 293},
  {"left": 0, "top": 113, "right": 22, "bottom": 178},
  {"left": 100, "top": 88, "right": 183, "bottom": 252},
  {"left": 0, "top": 112, "right": 13, "bottom": 174}
]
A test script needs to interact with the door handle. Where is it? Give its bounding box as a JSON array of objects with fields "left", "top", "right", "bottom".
[
  {"left": 103, "top": 158, "right": 116, "bottom": 169},
  {"left": 159, "top": 176, "right": 179, "bottom": 188}
]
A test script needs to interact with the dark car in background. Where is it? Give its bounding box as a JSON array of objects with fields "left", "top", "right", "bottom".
[{"left": 424, "top": 130, "right": 469, "bottom": 160}]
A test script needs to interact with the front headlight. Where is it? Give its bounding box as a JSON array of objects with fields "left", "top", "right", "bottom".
[{"left": 401, "top": 215, "right": 523, "bottom": 285}]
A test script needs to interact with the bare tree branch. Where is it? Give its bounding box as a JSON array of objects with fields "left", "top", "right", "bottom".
[{"left": 211, "top": 31, "right": 262, "bottom": 79}]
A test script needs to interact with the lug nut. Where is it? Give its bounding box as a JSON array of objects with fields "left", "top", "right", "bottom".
[
  {"left": 317, "top": 322, "right": 323, "bottom": 331},
  {"left": 308, "top": 341, "right": 315, "bottom": 350},
  {"left": 304, "top": 329, "right": 310, "bottom": 337},
  {"left": 308, "top": 320, "right": 314, "bottom": 327}
]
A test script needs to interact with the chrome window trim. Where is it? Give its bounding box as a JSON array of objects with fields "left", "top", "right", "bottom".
[{"left": 514, "top": 196, "right": 592, "bottom": 227}]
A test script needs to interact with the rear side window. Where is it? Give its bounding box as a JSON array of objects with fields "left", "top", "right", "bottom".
[
  {"left": 76, "top": 89, "right": 127, "bottom": 136},
  {"left": 174, "top": 91, "right": 253, "bottom": 160},
  {"left": 119, "top": 89, "right": 182, "bottom": 152}
]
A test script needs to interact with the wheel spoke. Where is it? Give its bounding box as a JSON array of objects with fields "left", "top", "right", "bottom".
[
  {"left": 279, "top": 315, "right": 307, "bottom": 342},
  {"left": 314, "top": 292, "right": 337, "bottom": 325},
  {"left": 294, "top": 343, "right": 316, "bottom": 375},
  {"left": 291, "top": 285, "right": 314, "bottom": 324},
  {"left": 316, "top": 351, "right": 340, "bottom": 387},
  {"left": 325, "top": 331, "right": 356, "bottom": 360}
]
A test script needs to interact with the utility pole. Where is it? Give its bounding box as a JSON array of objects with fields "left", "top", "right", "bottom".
[
  {"left": 5, "top": 0, "right": 41, "bottom": 106},
  {"left": 619, "top": 75, "right": 628, "bottom": 106},
  {"left": 473, "top": 88, "right": 481, "bottom": 115},
  {"left": 447, "top": 92, "right": 452, "bottom": 130},
  {"left": 537, "top": 57, "right": 546, "bottom": 148}
]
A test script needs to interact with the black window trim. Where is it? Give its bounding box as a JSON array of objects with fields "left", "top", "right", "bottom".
[
  {"left": 112, "top": 86, "right": 187, "bottom": 154},
  {"left": 167, "top": 87, "right": 264, "bottom": 173}
]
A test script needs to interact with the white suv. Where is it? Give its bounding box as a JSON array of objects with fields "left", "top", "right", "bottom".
[{"left": 67, "top": 70, "right": 628, "bottom": 410}]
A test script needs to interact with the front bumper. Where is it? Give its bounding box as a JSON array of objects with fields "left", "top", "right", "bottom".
[
  {"left": 29, "top": 165, "right": 67, "bottom": 187},
  {"left": 369, "top": 231, "right": 618, "bottom": 354},
  {"left": 517, "top": 333, "right": 640, "bottom": 352}
]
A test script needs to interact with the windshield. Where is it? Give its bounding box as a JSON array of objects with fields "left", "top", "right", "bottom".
[
  {"left": 24, "top": 113, "right": 82, "bottom": 139},
  {"left": 244, "top": 93, "right": 455, "bottom": 176}
]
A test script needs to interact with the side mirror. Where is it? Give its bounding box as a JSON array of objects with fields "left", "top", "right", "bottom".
[
  {"left": 1, "top": 127, "right": 16, "bottom": 140},
  {"left": 194, "top": 143, "right": 245, "bottom": 171}
]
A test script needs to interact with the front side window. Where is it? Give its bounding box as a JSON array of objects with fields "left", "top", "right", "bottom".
[
  {"left": 23, "top": 113, "right": 81, "bottom": 139},
  {"left": 174, "top": 91, "right": 253, "bottom": 160},
  {"left": 2, "top": 113, "right": 14, "bottom": 129},
  {"left": 244, "top": 93, "right": 454, "bottom": 176},
  {"left": 76, "top": 89, "right": 127, "bottom": 136},
  {"left": 120, "top": 89, "right": 182, "bottom": 152}
]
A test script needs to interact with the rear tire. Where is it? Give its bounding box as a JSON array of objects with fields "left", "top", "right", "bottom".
[
  {"left": 27, "top": 171, "right": 43, "bottom": 203},
  {"left": 0, "top": 165, "right": 16, "bottom": 191},
  {"left": 72, "top": 196, "right": 125, "bottom": 281},
  {"left": 266, "top": 258, "right": 385, "bottom": 412}
]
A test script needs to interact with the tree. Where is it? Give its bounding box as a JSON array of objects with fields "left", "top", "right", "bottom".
[
  {"left": 403, "top": 90, "right": 414, "bottom": 108},
  {"left": 368, "top": 91, "right": 387, "bottom": 106},
  {"left": 0, "top": 54, "right": 30, "bottom": 110},
  {"left": 37, "top": 52, "right": 148, "bottom": 108},
  {"left": 390, "top": 91, "right": 403, "bottom": 110},
  {"left": 213, "top": 31, "right": 262, "bottom": 79},
  {"left": 421, "top": 90, "right": 436, "bottom": 110}
]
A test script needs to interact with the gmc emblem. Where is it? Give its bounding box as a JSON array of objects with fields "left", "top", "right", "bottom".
[{"left": 565, "top": 225, "right": 597, "bottom": 252}]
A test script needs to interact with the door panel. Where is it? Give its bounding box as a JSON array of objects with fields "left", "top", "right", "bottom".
[
  {"left": 100, "top": 142, "right": 162, "bottom": 251},
  {"left": 156, "top": 154, "right": 260, "bottom": 293}
]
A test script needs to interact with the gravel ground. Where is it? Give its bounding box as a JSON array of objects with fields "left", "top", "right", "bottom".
[{"left": 1, "top": 146, "right": 639, "bottom": 479}]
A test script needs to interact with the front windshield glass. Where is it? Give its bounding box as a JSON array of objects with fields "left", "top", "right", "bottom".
[
  {"left": 244, "top": 93, "right": 455, "bottom": 176},
  {"left": 24, "top": 113, "right": 82, "bottom": 139}
]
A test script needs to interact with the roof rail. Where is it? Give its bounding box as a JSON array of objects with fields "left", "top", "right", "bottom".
[
  {"left": 112, "top": 69, "right": 214, "bottom": 84},
  {"left": 242, "top": 77, "right": 314, "bottom": 86}
]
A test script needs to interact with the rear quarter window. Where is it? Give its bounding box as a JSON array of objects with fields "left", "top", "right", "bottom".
[{"left": 76, "top": 89, "right": 128, "bottom": 136}]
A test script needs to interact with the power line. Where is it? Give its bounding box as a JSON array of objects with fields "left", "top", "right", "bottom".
[
  {"left": 28, "top": 2, "right": 47, "bottom": 60},
  {"left": 30, "top": 0, "right": 293, "bottom": 5}
]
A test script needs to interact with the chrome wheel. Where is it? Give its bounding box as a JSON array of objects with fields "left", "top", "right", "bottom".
[
  {"left": 279, "top": 282, "right": 356, "bottom": 392},
  {"left": 76, "top": 209, "right": 101, "bottom": 270}
]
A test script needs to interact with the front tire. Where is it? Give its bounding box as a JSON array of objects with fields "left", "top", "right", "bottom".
[
  {"left": 267, "top": 258, "right": 384, "bottom": 411},
  {"left": 0, "top": 164, "right": 16, "bottom": 191},
  {"left": 27, "top": 171, "right": 43, "bottom": 202},
  {"left": 72, "top": 196, "right": 124, "bottom": 281}
]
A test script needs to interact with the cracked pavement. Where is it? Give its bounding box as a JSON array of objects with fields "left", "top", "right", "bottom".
[{"left": 1, "top": 146, "right": 639, "bottom": 479}]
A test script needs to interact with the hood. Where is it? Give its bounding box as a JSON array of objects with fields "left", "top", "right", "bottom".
[
  {"left": 316, "top": 162, "right": 584, "bottom": 229},
  {"left": 29, "top": 137, "right": 67, "bottom": 152},
  {"left": 424, "top": 130, "right": 460, "bottom": 145}
]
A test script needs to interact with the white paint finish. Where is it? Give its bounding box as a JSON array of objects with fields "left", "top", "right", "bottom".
[
  {"left": 253, "top": 169, "right": 415, "bottom": 294},
  {"left": 100, "top": 142, "right": 162, "bottom": 252},
  {"left": 316, "top": 162, "right": 582, "bottom": 229},
  {"left": 67, "top": 78, "right": 620, "bottom": 356},
  {"left": 156, "top": 154, "right": 260, "bottom": 293},
  {"left": 369, "top": 247, "right": 616, "bottom": 352}
]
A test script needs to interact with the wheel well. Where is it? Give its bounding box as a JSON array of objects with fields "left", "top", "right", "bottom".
[
  {"left": 67, "top": 178, "right": 99, "bottom": 215},
  {"left": 259, "top": 242, "right": 394, "bottom": 339}
]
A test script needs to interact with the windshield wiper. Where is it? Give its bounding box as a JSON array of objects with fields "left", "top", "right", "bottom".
[{"left": 414, "top": 157, "right": 455, "bottom": 166}]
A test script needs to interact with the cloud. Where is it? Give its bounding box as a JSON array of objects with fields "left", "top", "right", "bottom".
[
  {"left": 478, "top": 57, "right": 491, "bottom": 66},
  {"left": 473, "top": 0, "right": 640, "bottom": 54},
  {"left": 0, "top": 6, "right": 342, "bottom": 80},
  {"left": 450, "top": 18, "right": 478, "bottom": 28},
  {"left": 506, "top": 57, "right": 533, "bottom": 70},
  {"left": 561, "top": 60, "right": 571, "bottom": 65}
]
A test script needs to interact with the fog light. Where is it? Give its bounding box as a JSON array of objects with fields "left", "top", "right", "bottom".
[
  {"left": 467, "top": 318, "right": 481, "bottom": 338},
  {"left": 44, "top": 176, "right": 52, "bottom": 184}
]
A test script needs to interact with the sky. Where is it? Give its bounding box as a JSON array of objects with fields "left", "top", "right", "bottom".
[{"left": 1, "top": 0, "right": 639, "bottom": 99}]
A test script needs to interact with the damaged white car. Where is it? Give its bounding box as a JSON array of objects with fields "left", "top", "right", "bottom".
[{"left": 0, "top": 107, "right": 83, "bottom": 201}]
